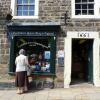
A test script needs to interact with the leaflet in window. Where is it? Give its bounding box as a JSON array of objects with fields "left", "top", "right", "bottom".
[{"left": 44, "top": 51, "right": 51, "bottom": 60}]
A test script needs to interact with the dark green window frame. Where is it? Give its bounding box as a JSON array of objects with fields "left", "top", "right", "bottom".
[{"left": 9, "top": 35, "right": 56, "bottom": 76}]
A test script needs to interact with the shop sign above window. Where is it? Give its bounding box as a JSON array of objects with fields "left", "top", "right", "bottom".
[{"left": 8, "top": 32, "right": 55, "bottom": 40}]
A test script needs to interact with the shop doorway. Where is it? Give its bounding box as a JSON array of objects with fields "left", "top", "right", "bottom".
[{"left": 71, "top": 39, "right": 93, "bottom": 84}]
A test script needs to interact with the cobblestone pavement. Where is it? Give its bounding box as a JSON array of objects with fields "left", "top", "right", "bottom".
[{"left": 0, "top": 80, "right": 100, "bottom": 100}]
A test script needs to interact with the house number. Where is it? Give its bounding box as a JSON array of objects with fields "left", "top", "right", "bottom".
[{"left": 78, "top": 33, "right": 89, "bottom": 38}]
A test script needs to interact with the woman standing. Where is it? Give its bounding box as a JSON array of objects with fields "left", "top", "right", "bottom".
[{"left": 15, "top": 49, "right": 29, "bottom": 94}]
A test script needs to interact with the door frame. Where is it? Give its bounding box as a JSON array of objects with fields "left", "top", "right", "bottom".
[{"left": 64, "top": 31, "right": 100, "bottom": 88}]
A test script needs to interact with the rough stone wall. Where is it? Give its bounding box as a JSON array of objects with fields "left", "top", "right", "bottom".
[
  {"left": 0, "top": 0, "right": 11, "bottom": 79},
  {"left": 39, "top": 0, "right": 67, "bottom": 21},
  {"left": 0, "top": 26, "right": 10, "bottom": 79},
  {"left": 0, "top": 27, "right": 10, "bottom": 79},
  {"left": 0, "top": 0, "right": 10, "bottom": 62},
  {"left": 0, "top": 0, "right": 11, "bottom": 19}
]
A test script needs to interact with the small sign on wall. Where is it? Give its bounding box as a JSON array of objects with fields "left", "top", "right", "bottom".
[
  {"left": 58, "top": 50, "right": 64, "bottom": 58},
  {"left": 58, "top": 57, "right": 64, "bottom": 66},
  {"left": 78, "top": 32, "right": 89, "bottom": 38},
  {"left": 58, "top": 50, "right": 64, "bottom": 66}
]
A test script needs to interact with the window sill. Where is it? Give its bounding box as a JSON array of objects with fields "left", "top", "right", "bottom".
[
  {"left": 31, "top": 72, "right": 55, "bottom": 76},
  {"left": 72, "top": 15, "right": 100, "bottom": 19},
  {"left": 8, "top": 72, "right": 55, "bottom": 76},
  {"left": 12, "top": 16, "right": 39, "bottom": 19}
]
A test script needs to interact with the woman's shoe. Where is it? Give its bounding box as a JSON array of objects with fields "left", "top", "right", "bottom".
[
  {"left": 16, "top": 91, "right": 21, "bottom": 94},
  {"left": 20, "top": 89, "right": 24, "bottom": 94},
  {"left": 16, "top": 90, "right": 21, "bottom": 94},
  {"left": 16, "top": 89, "right": 23, "bottom": 94}
]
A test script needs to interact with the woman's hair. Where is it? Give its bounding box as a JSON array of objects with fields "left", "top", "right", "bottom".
[{"left": 19, "top": 49, "right": 25, "bottom": 55}]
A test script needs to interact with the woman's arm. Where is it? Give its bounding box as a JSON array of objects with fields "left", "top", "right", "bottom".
[{"left": 25, "top": 56, "right": 30, "bottom": 67}]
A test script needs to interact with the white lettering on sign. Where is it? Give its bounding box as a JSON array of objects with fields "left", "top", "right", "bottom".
[{"left": 78, "top": 33, "right": 89, "bottom": 38}]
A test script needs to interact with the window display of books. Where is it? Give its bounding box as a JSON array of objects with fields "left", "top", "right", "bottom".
[{"left": 29, "top": 52, "right": 50, "bottom": 72}]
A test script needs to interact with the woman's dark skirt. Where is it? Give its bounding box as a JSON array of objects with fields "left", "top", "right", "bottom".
[{"left": 15, "top": 71, "right": 29, "bottom": 87}]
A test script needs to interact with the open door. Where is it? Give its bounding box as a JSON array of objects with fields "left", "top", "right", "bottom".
[{"left": 71, "top": 39, "right": 93, "bottom": 84}]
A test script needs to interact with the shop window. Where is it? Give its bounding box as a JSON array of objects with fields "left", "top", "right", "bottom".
[
  {"left": 13, "top": 36, "right": 56, "bottom": 74},
  {"left": 11, "top": 0, "right": 39, "bottom": 19}
]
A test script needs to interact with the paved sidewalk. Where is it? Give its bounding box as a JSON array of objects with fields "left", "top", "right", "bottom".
[{"left": 0, "top": 80, "right": 100, "bottom": 100}]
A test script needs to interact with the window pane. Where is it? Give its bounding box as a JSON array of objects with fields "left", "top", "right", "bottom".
[
  {"left": 17, "top": 0, "right": 22, "bottom": 4},
  {"left": 88, "top": 10, "right": 94, "bottom": 15},
  {"left": 89, "top": 0, "right": 94, "bottom": 2},
  {"left": 29, "top": 0, "right": 35, "bottom": 3},
  {"left": 29, "top": 11, "right": 34, "bottom": 15},
  {"left": 23, "top": 6, "right": 28, "bottom": 10},
  {"left": 16, "top": 0, "right": 36, "bottom": 16},
  {"left": 82, "top": 10, "right": 87, "bottom": 15},
  {"left": 23, "top": 11, "right": 28, "bottom": 16},
  {"left": 29, "top": 6, "right": 34, "bottom": 10},
  {"left": 88, "top": 4, "right": 94, "bottom": 9},
  {"left": 17, "top": 6, "right": 22, "bottom": 10},
  {"left": 82, "top": 0, "right": 87, "bottom": 2},
  {"left": 75, "top": 10, "right": 81, "bottom": 15},
  {"left": 82, "top": 4, "right": 87, "bottom": 9},
  {"left": 75, "top": 0, "right": 81, "bottom": 3},
  {"left": 23, "top": 0, "right": 28, "bottom": 4},
  {"left": 75, "top": 4, "right": 81, "bottom": 9},
  {"left": 17, "top": 11, "right": 22, "bottom": 16}
]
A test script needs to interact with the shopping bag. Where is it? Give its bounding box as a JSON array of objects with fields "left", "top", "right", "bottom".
[{"left": 27, "top": 67, "right": 32, "bottom": 76}]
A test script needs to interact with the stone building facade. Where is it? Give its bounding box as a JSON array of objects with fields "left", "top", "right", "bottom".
[{"left": 0, "top": 0, "right": 100, "bottom": 88}]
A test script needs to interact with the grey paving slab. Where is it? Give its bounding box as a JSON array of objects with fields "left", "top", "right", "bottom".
[
  {"left": 48, "top": 95, "right": 61, "bottom": 100},
  {"left": 35, "top": 94, "right": 48, "bottom": 100},
  {"left": 0, "top": 90, "right": 8, "bottom": 97},
  {"left": 1, "top": 80, "right": 100, "bottom": 100},
  {"left": 0, "top": 90, "right": 16, "bottom": 100},
  {"left": 9, "top": 94, "right": 25, "bottom": 100},
  {"left": 74, "top": 94, "right": 90, "bottom": 100},
  {"left": 22, "top": 92, "right": 36, "bottom": 100},
  {"left": 86, "top": 93, "right": 100, "bottom": 100},
  {"left": 94, "top": 88, "right": 100, "bottom": 93},
  {"left": 0, "top": 89, "right": 93, "bottom": 100}
]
